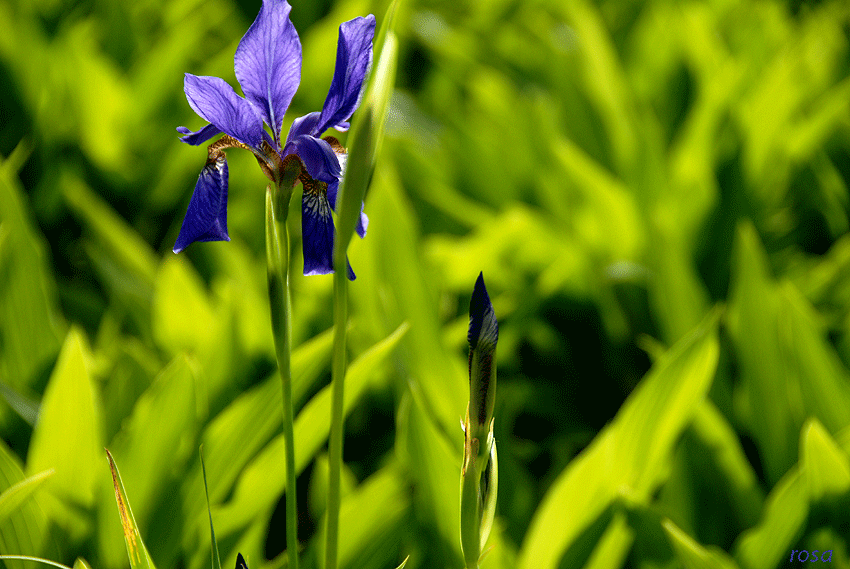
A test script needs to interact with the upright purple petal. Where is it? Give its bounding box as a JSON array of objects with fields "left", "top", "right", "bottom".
[
  {"left": 235, "top": 0, "right": 301, "bottom": 141},
  {"left": 174, "top": 155, "right": 230, "bottom": 253},
  {"left": 177, "top": 123, "right": 222, "bottom": 146},
  {"left": 316, "top": 15, "right": 375, "bottom": 135},
  {"left": 184, "top": 74, "right": 264, "bottom": 150}
]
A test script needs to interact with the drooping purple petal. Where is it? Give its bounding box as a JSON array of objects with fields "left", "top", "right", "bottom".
[
  {"left": 184, "top": 74, "right": 264, "bottom": 150},
  {"left": 285, "top": 135, "right": 341, "bottom": 183},
  {"left": 235, "top": 0, "right": 301, "bottom": 142},
  {"left": 356, "top": 210, "right": 368, "bottom": 238},
  {"left": 301, "top": 186, "right": 356, "bottom": 280},
  {"left": 323, "top": 152, "right": 367, "bottom": 239},
  {"left": 316, "top": 15, "right": 376, "bottom": 135},
  {"left": 177, "top": 123, "right": 222, "bottom": 146},
  {"left": 325, "top": 181, "right": 368, "bottom": 239},
  {"left": 173, "top": 155, "right": 230, "bottom": 253},
  {"left": 302, "top": 187, "right": 335, "bottom": 275}
]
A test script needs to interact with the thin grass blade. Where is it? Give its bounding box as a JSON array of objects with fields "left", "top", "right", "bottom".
[{"left": 201, "top": 449, "right": 222, "bottom": 569}]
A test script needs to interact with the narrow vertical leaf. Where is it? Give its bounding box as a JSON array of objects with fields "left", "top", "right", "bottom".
[
  {"left": 106, "top": 450, "right": 157, "bottom": 569},
  {"left": 733, "top": 467, "right": 808, "bottom": 569},
  {"left": 334, "top": 0, "right": 399, "bottom": 256},
  {"left": 519, "top": 310, "right": 720, "bottom": 569},
  {"left": 200, "top": 450, "right": 222, "bottom": 569},
  {"left": 800, "top": 418, "right": 850, "bottom": 502},
  {"left": 0, "top": 470, "right": 53, "bottom": 524},
  {"left": 0, "top": 439, "right": 51, "bottom": 569},
  {"left": 27, "top": 328, "right": 103, "bottom": 537},
  {"left": 663, "top": 519, "right": 740, "bottom": 569},
  {"left": 726, "top": 222, "right": 797, "bottom": 483},
  {"left": 0, "top": 143, "right": 64, "bottom": 391}
]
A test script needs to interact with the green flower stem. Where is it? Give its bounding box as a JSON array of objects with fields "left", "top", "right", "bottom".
[
  {"left": 460, "top": 433, "right": 498, "bottom": 569},
  {"left": 324, "top": 263, "right": 347, "bottom": 569},
  {"left": 265, "top": 161, "right": 301, "bottom": 569},
  {"left": 324, "top": 10, "right": 400, "bottom": 568},
  {"left": 460, "top": 434, "right": 482, "bottom": 569}
]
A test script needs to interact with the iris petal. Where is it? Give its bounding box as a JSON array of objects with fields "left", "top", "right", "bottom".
[
  {"left": 324, "top": 150, "right": 367, "bottom": 239},
  {"left": 468, "top": 273, "right": 498, "bottom": 351},
  {"left": 356, "top": 210, "right": 369, "bottom": 238},
  {"left": 285, "top": 112, "right": 321, "bottom": 146},
  {"left": 301, "top": 183, "right": 357, "bottom": 280},
  {"left": 177, "top": 123, "right": 222, "bottom": 146},
  {"left": 285, "top": 135, "right": 341, "bottom": 183},
  {"left": 174, "top": 155, "right": 230, "bottom": 253},
  {"left": 302, "top": 187, "right": 335, "bottom": 276},
  {"left": 235, "top": 0, "right": 301, "bottom": 142},
  {"left": 184, "top": 74, "right": 264, "bottom": 150},
  {"left": 316, "top": 15, "right": 376, "bottom": 135}
]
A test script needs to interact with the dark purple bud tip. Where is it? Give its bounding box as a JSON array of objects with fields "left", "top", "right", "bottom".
[
  {"left": 236, "top": 553, "right": 248, "bottom": 569},
  {"left": 468, "top": 272, "right": 498, "bottom": 351}
]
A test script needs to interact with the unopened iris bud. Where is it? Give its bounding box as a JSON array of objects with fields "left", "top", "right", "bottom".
[
  {"left": 468, "top": 272, "right": 498, "bottom": 438},
  {"left": 461, "top": 272, "right": 499, "bottom": 569}
]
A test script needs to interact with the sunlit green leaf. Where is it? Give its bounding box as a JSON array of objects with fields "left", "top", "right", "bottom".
[
  {"left": 104, "top": 356, "right": 199, "bottom": 533},
  {"left": 208, "top": 323, "right": 408, "bottom": 544},
  {"left": 663, "top": 518, "right": 740, "bottom": 569},
  {"left": 152, "top": 256, "right": 234, "bottom": 406},
  {"left": 0, "top": 143, "right": 64, "bottom": 391},
  {"left": 518, "top": 310, "right": 720, "bottom": 569},
  {"left": 800, "top": 418, "right": 850, "bottom": 502},
  {"left": 0, "top": 382, "right": 39, "bottom": 427},
  {"left": 314, "top": 462, "right": 409, "bottom": 569},
  {"left": 0, "top": 470, "right": 53, "bottom": 525},
  {"left": 733, "top": 468, "right": 808, "bottom": 569},
  {"left": 106, "top": 450, "right": 157, "bottom": 569},
  {"left": 27, "top": 328, "right": 103, "bottom": 538},
  {"left": 726, "top": 222, "right": 797, "bottom": 483},
  {"left": 0, "top": 439, "right": 51, "bottom": 569},
  {"left": 71, "top": 558, "right": 92, "bottom": 569},
  {"left": 177, "top": 328, "right": 335, "bottom": 556},
  {"left": 335, "top": 0, "right": 399, "bottom": 261}
]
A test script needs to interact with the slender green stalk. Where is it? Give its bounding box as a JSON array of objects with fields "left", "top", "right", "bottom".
[
  {"left": 324, "top": 265, "right": 348, "bottom": 569},
  {"left": 265, "top": 162, "right": 300, "bottom": 569},
  {"left": 460, "top": 435, "right": 483, "bottom": 569},
  {"left": 324, "top": 8, "right": 400, "bottom": 568}
]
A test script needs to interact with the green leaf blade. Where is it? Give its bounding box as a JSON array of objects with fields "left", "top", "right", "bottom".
[
  {"left": 106, "top": 450, "right": 157, "bottom": 569},
  {"left": 518, "top": 310, "right": 720, "bottom": 569}
]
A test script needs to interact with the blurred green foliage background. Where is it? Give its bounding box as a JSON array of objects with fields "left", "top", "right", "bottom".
[{"left": 1, "top": 0, "right": 850, "bottom": 568}]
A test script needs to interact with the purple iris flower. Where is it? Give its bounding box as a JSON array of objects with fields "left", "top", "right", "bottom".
[{"left": 173, "top": 0, "right": 375, "bottom": 280}]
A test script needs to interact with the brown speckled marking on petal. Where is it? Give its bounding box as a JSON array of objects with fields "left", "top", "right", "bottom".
[
  {"left": 323, "top": 136, "right": 345, "bottom": 153},
  {"left": 299, "top": 172, "right": 329, "bottom": 205}
]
